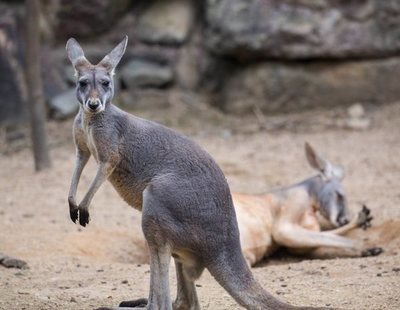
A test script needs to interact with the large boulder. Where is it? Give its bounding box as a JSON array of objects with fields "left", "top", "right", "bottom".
[
  {"left": 46, "top": 0, "right": 131, "bottom": 40},
  {"left": 137, "top": 0, "right": 195, "bottom": 45},
  {"left": 120, "top": 59, "right": 174, "bottom": 88},
  {"left": 206, "top": 0, "right": 400, "bottom": 60},
  {"left": 222, "top": 57, "right": 400, "bottom": 114}
]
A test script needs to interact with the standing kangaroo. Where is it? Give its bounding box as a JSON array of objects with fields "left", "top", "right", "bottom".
[
  {"left": 234, "top": 143, "right": 382, "bottom": 267},
  {"left": 66, "top": 36, "right": 322, "bottom": 310}
]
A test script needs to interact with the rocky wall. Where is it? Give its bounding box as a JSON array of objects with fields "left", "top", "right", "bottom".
[{"left": 2, "top": 0, "right": 400, "bottom": 125}]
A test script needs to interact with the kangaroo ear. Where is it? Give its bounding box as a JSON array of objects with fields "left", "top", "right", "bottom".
[
  {"left": 305, "top": 142, "right": 326, "bottom": 172},
  {"left": 305, "top": 142, "right": 344, "bottom": 180},
  {"left": 66, "top": 38, "right": 91, "bottom": 72},
  {"left": 98, "top": 36, "right": 128, "bottom": 75}
]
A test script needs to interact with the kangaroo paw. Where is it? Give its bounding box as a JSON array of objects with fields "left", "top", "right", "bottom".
[
  {"left": 362, "top": 247, "right": 383, "bottom": 257},
  {"left": 79, "top": 208, "right": 90, "bottom": 227},
  {"left": 357, "top": 205, "right": 373, "bottom": 230},
  {"left": 119, "top": 298, "right": 148, "bottom": 307},
  {"left": 68, "top": 199, "right": 79, "bottom": 223}
]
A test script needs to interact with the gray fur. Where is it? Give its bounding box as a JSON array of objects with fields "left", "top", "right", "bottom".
[{"left": 66, "top": 37, "right": 321, "bottom": 310}]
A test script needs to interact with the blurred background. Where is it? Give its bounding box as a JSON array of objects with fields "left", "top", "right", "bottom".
[
  {"left": 1, "top": 1, "right": 400, "bottom": 309},
  {"left": 2, "top": 0, "right": 400, "bottom": 129}
]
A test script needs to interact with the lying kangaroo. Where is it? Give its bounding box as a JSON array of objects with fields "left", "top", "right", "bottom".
[
  {"left": 234, "top": 143, "right": 382, "bottom": 267},
  {"left": 66, "top": 36, "right": 322, "bottom": 310}
]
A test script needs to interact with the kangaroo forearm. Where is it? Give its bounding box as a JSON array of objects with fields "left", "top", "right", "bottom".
[
  {"left": 79, "top": 162, "right": 114, "bottom": 208},
  {"left": 68, "top": 154, "right": 90, "bottom": 202}
]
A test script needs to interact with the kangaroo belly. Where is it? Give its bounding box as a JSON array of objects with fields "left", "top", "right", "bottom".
[{"left": 108, "top": 166, "right": 144, "bottom": 211}]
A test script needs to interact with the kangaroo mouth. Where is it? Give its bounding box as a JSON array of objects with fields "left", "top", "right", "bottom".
[{"left": 84, "top": 103, "right": 104, "bottom": 114}]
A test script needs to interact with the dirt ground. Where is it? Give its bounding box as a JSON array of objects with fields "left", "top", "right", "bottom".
[{"left": 0, "top": 100, "right": 399, "bottom": 310}]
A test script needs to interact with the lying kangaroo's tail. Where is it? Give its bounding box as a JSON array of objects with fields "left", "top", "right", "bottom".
[{"left": 207, "top": 246, "right": 322, "bottom": 310}]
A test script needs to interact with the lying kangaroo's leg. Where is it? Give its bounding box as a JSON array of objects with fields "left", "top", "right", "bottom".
[
  {"left": 274, "top": 223, "right": 382, "bottom": 257},
  {"left": 273, "top": 224, "right": 355, "bottom": 249}
]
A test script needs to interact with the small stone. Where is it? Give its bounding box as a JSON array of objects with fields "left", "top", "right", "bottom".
[
  {"left": 70, "top": 297, "right": 77, "bottom": 303},
  {"left": 1, "top": 256, "right": 28, "bottom": 269},
  {"left": 347, "top": 103, "right": 365, "bottom": 118}
]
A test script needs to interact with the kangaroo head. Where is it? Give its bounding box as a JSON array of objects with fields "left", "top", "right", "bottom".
[
  {"left": 66, "top": 36, "right": 128, "bottom": 114},
  {"left": 305, "top": 142, "right": 349, "bottom": 227}
]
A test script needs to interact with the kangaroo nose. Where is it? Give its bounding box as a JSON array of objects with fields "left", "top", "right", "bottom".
[{"left": 87, "top": 99, "right": 100, "bottom": 111}]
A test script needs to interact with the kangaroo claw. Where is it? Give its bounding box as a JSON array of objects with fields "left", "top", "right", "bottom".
[
  {"left": 357, "top": 205, "right": 373, "bottom": 230},
  {"left": 362, "top": 247, "right": 383, "bottom": 257},
  {"left": 68, "top": 199, "right": 79, "bottom": 223}
]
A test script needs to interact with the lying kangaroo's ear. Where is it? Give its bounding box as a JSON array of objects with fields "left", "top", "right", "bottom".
[
  {"left": 305, "top": 142, "right": 326, "bottom": 173},
  {"left": 66, "top": 38, "right": 91, "bottom": 73},
  {"left": 305, "top": 142, "right": 345, "bottom": 180},
  {"left": 98, "top": 36, "right": 128, "bottom": 75}
]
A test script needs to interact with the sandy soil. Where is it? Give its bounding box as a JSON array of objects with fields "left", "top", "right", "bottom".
[{"left": 0, "top": 101, "right": 399, "bottom": 309}]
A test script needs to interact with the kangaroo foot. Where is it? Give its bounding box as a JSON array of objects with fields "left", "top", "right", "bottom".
[
  {"left": 362, "top": 247, "right": 383, "bottom": 257},
  {"left": 119, "top": 298, "right": 148, "bottom": 307},
  {"left": 96, "top": 298, "right": 147, "bottom": 310}
]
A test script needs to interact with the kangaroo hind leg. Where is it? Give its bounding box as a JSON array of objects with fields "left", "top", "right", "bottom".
[{"left": 173, "top": 259, "right": 204, "bottom": 310}]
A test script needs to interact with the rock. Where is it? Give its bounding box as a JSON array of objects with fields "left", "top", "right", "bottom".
[
  {"left": 0, "top": 4, "right": 27, "bottom": 125},
  {"left": 46, "top": 0, "right": 131, "bottom": 39},
  {"left": 49, "top": 89, "right": 79, "bottom": 120},
  {"left": 206, "top": 0, "right": 400, "bottom": 60},
  {"left": 221, "top": 57, "right": 400, "bottom": 114},
  {"left": 0, "top": 253, "right": 28, "bottom": 269},
  {"left": 120, "top": 59, "right": 173, "bottom": 88},
  {"left": 137, "top": 0, "right": 195, "bottom": 45},
  {"left": 175, "top": 28, "right": 209, "bottom": 90},
  {"left": 347, "top": 103, "right": 365, "bottom": 118}
]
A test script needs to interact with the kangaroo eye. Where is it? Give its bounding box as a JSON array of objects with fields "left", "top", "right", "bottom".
[
  {"left": 101, "top": 80, "right": 110, "bottom": 87},
  {"left": 79, "top": 80, "right": 88, "bottom": 88}
]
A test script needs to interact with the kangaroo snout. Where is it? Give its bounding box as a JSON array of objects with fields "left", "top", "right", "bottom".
[{"left": 86, "top": 98, "right": 101, "bottom": 112}]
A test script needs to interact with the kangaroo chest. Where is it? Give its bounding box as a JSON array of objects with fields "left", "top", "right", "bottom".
[
  {"left": 87, "top": 132, "right": 98, "bottom": 161},
  {"left": 81, "top": 118, "right": 100, "bottom": 162}
]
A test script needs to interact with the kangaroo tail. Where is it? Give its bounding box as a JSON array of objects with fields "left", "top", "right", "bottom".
[{"left": 207, "top": 246, "right": 323, "bottom": 310}]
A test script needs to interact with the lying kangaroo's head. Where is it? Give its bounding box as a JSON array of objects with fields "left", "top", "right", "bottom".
[
  {"left": 66, "top": 36, "right": 128, "bottom": 114},
  {"left": 305, "top": 142, "right": 349, "bottom": 227}
]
